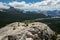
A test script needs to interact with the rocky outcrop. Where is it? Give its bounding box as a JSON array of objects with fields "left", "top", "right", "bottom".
[{"left": 0, "top": 22, "right": 59, "bottom": 40}]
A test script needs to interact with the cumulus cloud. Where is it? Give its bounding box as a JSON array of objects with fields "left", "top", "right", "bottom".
[
  {"left": 0, "top": 2, "right": 9, "bottom": 9},
  {"left": 31, "top": 0, "right": 60, "bottom": 10},
  {"left": 8, "top": 0, "right": 60, "bottom": 11},
  {"left": 0, "top": 0, "right": 60, "bottom": 11}
]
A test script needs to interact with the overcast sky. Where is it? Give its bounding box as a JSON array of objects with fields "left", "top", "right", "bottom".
[{"left": 0, "top": 0, "right": 60, "bottom": 11}]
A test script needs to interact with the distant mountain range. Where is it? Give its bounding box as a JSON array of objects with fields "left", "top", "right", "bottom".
[
  {"left": 0, "top": 6, "right": 50, "bottom": 24},
  {"left": 43, "top": 10, "right": 60, "bottom": 17},
  {"left": 0, "top": 6, "right": 60, "bottom": 17}
]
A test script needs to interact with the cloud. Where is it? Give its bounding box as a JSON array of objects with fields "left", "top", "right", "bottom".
[
  {"left": 8, "top": 0, "right": 60, "bottom": 11},
  {"left": 0, "top": 2, "right": 9, "bottom": 9},
  {"left": 8, "top": 1, "right": 29, "bottom": 9},
  {"left": 31, "top": 0, "right": 60, "bottom": 10},
  {"left": 0, "top": 0, "right": 60, "bottom": 11}
]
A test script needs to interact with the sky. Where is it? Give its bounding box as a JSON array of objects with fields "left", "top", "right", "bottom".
[
  {"left": 0, "top": 0, "right": 43, "bottom": 3},
  {"left": 0, "top": 0, "right": 60, "bottom": 11}
]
